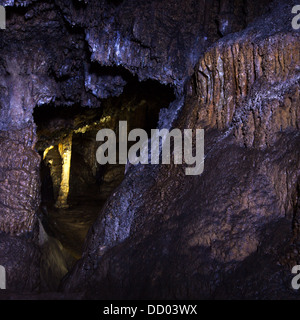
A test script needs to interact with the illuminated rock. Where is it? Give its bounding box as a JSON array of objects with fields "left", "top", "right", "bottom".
[{"left": 55, "top": 134, "right": 72, "bottom": 209}]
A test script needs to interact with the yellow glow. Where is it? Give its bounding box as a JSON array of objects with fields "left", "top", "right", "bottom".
[
  {"left": 74, "top": 125, "right": 91, "bottom": 134},
  {"left": 43, "top": 145, "right": 54, "bottom": 160},
  {"left": 100, "top": 115, "right": 111, "bottom": 124},
  {"left": 73, "top": 116, "right": 111, "bottom": 135},
  {"left": 55, "top": 134, "right": 72, "bottom": 209}
]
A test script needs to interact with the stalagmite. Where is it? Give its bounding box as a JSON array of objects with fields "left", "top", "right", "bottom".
[{"left": 55, "top": 133, "right": 72, "bottom": 209}]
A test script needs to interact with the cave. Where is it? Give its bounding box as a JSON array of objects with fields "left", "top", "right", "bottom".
[{"left": 0, "top": 0, "right": 299, "bottom": 302}]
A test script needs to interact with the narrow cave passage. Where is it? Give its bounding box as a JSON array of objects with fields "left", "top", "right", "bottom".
[{"left": 34, "top": 78, "right": 176, "bottom": 261}]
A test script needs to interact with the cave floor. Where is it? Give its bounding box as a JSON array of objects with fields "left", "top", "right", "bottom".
[{"left": 46, "top": 199, "right": 104, "bottom": 260}]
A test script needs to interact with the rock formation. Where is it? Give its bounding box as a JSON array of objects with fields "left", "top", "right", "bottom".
[{"left": 0, "top": 0, "right": 299, "bottom": 299}]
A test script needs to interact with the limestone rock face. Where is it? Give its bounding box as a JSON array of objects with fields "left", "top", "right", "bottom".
[
  {"left": 56, "top": 0, "right": 272, "bottom": 93},
  {"left": 194, "top": 25, "right": 300, "bottom": 144},
  {"left": 62, "top": 1, "right": 300, "bottom": 299},
  {"left": 0, "top": 0, "right": 272, "bottom": 236},
  {"left": 0, "top": 232, "right": 40, "bottom": 292},
  {"left": 0, "top": 126, "right": 40, "bottom": 235},
  {"left": 0, "top": 0, "right": 90, "bottom": 236}
]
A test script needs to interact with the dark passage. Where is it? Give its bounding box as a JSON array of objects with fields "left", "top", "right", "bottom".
[{"left": 34, "top": 78, "right": 175, "bottom": 260}]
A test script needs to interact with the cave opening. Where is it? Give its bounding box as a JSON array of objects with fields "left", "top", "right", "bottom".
[{"left": 33, "top": 77, "right": 176, "bottom": 260}]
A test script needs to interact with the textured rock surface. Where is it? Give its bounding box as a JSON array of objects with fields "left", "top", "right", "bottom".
[
  {"left": 0, "top": 127, "right": 40, "bottom": 234},
  {"left": 0, "top": 0, "right": 272, "bottom": 235},
  {"left": 62, "top": 0, "right": 300, "bottom": 299},
  {"left": 0, "top": 232, "right": 40, "bottom": 292},
  {"left": 195, "top": 21, "right": 300, "bottom": 137},
  {"left": 55, "top": 0, "right": 273, "bottom": 93},
  {"left": 0, "top": 0, "right": 92, "bottom": 235}
]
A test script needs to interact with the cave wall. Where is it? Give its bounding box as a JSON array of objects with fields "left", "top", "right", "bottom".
[
  {"left": 0, "top": 0, "right": 272, "bottom": 236},
  {"left": 0, "top": 0, "right": 92, "bottom": 235},
  {"left": 61, "top": 0, "right": 300, "bottom": 299},
  {"left": 0, "top": 127, "right": 40, "bottom": 234},
  {"left": 0, "top": 0, "right": 299, "bottom": 299},
  {"left": 55, "top": 0, "right": 273, "bottom": 92}
]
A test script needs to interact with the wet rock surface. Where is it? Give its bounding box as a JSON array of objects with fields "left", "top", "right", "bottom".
[{"left": 0, "top": 0, "right": 299, "bottom": 299}]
